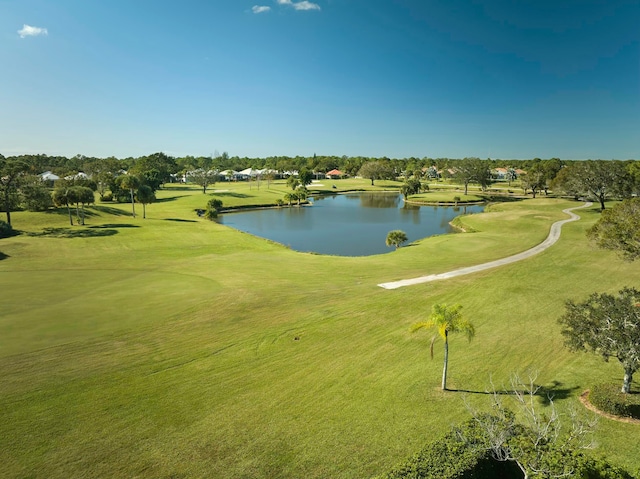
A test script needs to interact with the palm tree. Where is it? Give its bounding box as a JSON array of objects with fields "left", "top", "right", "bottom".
[
  {"left": 283, "top": 192, "right": 295, "bottom": 206},
  {"left": 119, "top": 175, "right": 140, "bottom": 217},
  {"left": 52, "top": 187, "right": 74, "bottom": 226},
  {"left": 411, "top": 303, "right": 475, "bottom": 390},
  {"left": 136, "top": 184, "right": 155, "bottom": 219},
  {"left": 386, "top": 230, "right": 408, "bottom": 249}
]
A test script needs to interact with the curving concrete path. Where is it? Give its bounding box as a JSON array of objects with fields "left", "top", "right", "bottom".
[{"left": 378, "top": 202, "right": 593, "bottom": 290}]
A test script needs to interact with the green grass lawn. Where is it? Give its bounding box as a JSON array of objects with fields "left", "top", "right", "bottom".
[{"left": 1, "top": 182, "right": 639, "bottom": 478}]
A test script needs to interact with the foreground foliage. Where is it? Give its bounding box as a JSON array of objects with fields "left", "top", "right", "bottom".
[{"left": 378, "top": 418, "right": 634, "bottom": 479}]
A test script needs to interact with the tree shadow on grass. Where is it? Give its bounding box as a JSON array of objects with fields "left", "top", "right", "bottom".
[
  {"left": 89, "top": 205, "right": 132, "bottom": 216},
  {"left": 449, "top": 381, "right": 580, "bottom": 403},
  {"left": 88, "top": 224, "right": 140, "bottom": 229},
  {"left": 164, "top": 218, "right": 197, "bottom": 223},
  {"left": 480, "top": 195, "right": 526, "bottom": 203},
  {"left": 0, "top": 251, "right": 9, "bottom": 261},
  {"left": 210, "top": 191, "right": 253, "bottom": 198},
  {"left": 26, "top": 227, "right": 119, "bottom": 238},
  {"left": 155, "top": 195, "right": 187, "bottom": 203}
]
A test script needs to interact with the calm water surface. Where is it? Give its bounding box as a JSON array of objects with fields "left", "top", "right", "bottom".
[{"left": 220, "top": 193, "right": 484, "bottom": 256}]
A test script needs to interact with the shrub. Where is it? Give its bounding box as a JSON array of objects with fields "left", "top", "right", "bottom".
[
  {"left": 204, "top": 208, "right": 218, "bottom": 220},
  {"left": 21, "top": 184, "right": 53, "bottom": 211},
  {"left": 207, "top": 198, "right": 223, "bottom": 210},
  {"left": 100, "top": 193, "right": 113, "bottom": 202},
  {"left": 0, "top": 220, "right": 14, "bottom": 238},
  {"left": 453, "top": 196, "right": 461, "bottom": 202},
  {"left": 275, "top": 199, "right": 284, "bottom": 206},
  {"left": 589, "top": 383, "right": 640, "bottom": 419}
]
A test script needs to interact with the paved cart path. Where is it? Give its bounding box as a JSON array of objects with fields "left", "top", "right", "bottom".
[{"left": 378, "top": 202, "right": 593, "bottom": 290}]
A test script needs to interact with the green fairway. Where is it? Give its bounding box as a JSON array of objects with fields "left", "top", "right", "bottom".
[{"left": 1, "top": 182, "right": 639, "bottom": 478}]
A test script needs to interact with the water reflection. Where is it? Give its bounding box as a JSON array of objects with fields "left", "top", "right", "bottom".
[{"left": 221, "top": 193, "right": 484, "bottom": 256}]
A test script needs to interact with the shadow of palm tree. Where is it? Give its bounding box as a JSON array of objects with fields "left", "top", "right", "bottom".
[
  {"left": 155, "top": 195, "right": 187, "bottom": 203},
  {"left": 89, "top": 205, "right": 131, "bottom": 216},
  {"left": 449, "top": 381, "right": 580, "bottom": 403},
  {"left": 211, "top": 192, "right": 253, "bottom": 198},
  {"left": 164, "top": 218, "right": 197, "bottom": 223},
  {"left": 26, "top": 227, "right": 118, "bottom": 238},
  {"left": 0, "top": 251, "right": 9, "bottom": 261},
  {"left": 88, "top": 224, "right": 140, "bottom": 229}
]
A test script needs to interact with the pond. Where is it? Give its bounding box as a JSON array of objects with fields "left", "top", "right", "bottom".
[{"left": 219, "top": 193, "right": 484, "bottom": 256}]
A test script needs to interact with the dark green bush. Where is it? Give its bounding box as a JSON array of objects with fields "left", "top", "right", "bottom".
[
  {"left": 0, "top": 220, "right": 14, "bottom": 238},
  {"left": 589, "top": 383, "right": 640, "bottom": 419},
  {"left": 204, "top": 208, "right": 218, "bottom": 220},
  {"left": 100, "top": 193, "right": 113, "bottom": 202},
  {"left": 207, "top": 198, "right": 223, "bottom": 210}
]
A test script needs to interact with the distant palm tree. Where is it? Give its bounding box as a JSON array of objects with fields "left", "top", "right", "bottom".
[
  {"left": 52, "top": 187, "right": 74, "bottom": 226},
  {"left": 119, "top": 175, "right": 140, "bottom": 218},
  {"left": 411, "top": 303, "right": 475, "bottom": 390},
  {"left": 385, "top": 230, "right": 408, "bottom": 249},
  {"left": 136, "top": 185, "right": 155, "bottom": 219}
]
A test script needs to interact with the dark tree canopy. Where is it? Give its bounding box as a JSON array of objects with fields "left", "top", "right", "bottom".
[
  {"left": 559, "top": 287, "right": 640, "bottom": 393},
  {"left": 453, "top": 158, "right": 492, "bottom": 195},
  {"left": 357, "top": 161, "right": 395, "bottom": 186},
  {"left": 587, "top": 198, "right": 640, "bottom": 261},
  {"left": 553, "top": 160, "right": 632, "bottom": 210}
]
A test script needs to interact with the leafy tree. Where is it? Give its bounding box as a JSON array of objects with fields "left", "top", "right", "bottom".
[
  {"left": 520, "top": 162, "right": 550, "bottom": 198},
  {"left": 85, "top": 157, "right": 122, "bottom": 199},
  {"left": 298, "top": 168, "right": 313, "bottom": 187},
  {"left": 558, "top": 287, "right": 640, "bottom": 393},
  {"left": 453, "top": 158, "right": 491, "bottom": 195},
  {"left": 118, "top": 175, "right": 140, "bottom": 217},
  {"left": 295, "top": 188, "right": 308, "bottom": 206},
  {"left": 66, "top": 186, "right": 94, "bottom": 225},
  {"left": 411, "top": 304, "right": 475, "bottom": 390},
  {"left": 136, "top": 185, "right": 155, "bottom": 219},
  {"left": 400, "top": 178, "right": 422, "bottom": 200},
  {"left": 587, "top": 198, "right": 640, "bottom": 261},
  {"left": 52, "top": 187, "right": 75, "bottom": 226},
  {"left": 286, "top": 175, "right": 300, "bottom": 191},
  {"left": 357, "top": 160, "right": 395, "bottom": 186},
  {"left": 190, "top": 168, "right": 217, "bottom": 194},
  {"left": 141, "top": 168, "right": 164, "bottom": 191},
  {"left": 0, "top": 157, "right": 28, "bottom": 225},
  {"left": 505, "top": 167, "right": 517, "bottom": 186},
  {"left": 385, "top": 230, "right": 408, "bottom": 249},
  {"left": 131, "top": 152, "right": 177, "bottom": 186},
  {"left": 21, "top": 178, "right": 53, "bottom": 211},
  {"left": 553, "top": 160, "right": 631, "bottom": 210}
]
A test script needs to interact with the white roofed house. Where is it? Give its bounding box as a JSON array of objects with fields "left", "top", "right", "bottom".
[{"left": 39, "top": 171, "right": 60, "bottom": 182}]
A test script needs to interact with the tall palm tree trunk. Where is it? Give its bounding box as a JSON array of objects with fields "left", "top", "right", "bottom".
[
  {"left": 66, "top": 204, "right": 73, "bottom": 226},
  {"left": 130, "top": 189, "right": 136, "bottom": 217},
  {"left": 442, "top": 331, "right": 449, "bottom": 390}
]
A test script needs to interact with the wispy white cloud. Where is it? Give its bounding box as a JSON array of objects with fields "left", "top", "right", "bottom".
[
  {"left": 276, "top": 0, "right": 320, "bottom": 11},
  {"left": 291, "top": 1, "right": 320, "bottom": 10},
  {"left": 18, "top": 24, "right": 48, "bottom": 38},
  {"left": 252, "top": 5, "right": 271, "bottom": 13}
]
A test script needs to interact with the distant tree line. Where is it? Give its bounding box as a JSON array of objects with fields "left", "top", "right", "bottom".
[{"left": 2, "top": 152, "right": 639, "bottom": 225}]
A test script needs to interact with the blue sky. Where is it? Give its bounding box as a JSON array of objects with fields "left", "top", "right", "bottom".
[{"left": 1, "top": 0, "right": 638, "bottom": 159}]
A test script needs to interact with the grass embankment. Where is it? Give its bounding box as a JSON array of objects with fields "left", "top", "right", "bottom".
[{"left": 1, "top": 180, "right": 639, "bottom": 478}]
